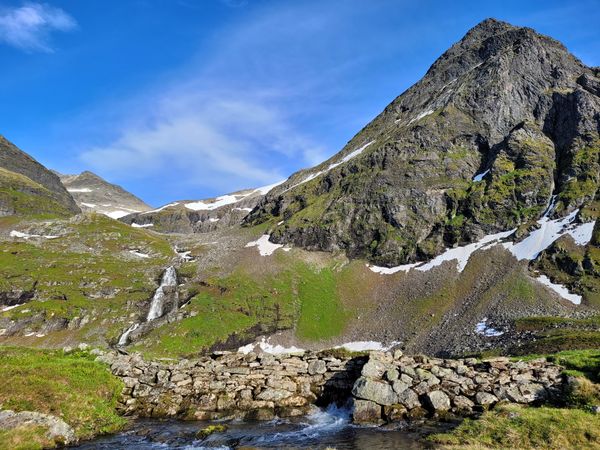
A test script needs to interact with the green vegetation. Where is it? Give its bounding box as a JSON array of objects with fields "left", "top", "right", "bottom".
[
  {"left": 132, "top": 260, "right": 355, "bottom": 358},
  {"left": 0, "top": 346, "right": 126, "bottom": 449},
  {"left": 511, "top": 317, "right": 600, "bottom": 355},
  {"left": 428, "top": 403, "right": 600, "bottom": 449},
  {"left": 0, "top": 214, "right": 173, "bottom": 345},
  {"left": 557, "top": 144, "right": 600, "bottom": 210},
  {"left": 196, "top": 424, "right": 228, "bottom": 439},
  {"left": 0, "top": 167, "right": 72, "bottom": 219},
  {"left": 547, "top": 349, "right": 600, "bottom": 381},
  {"left": 296, "top": 266, "right": 350, "bottom": 340}
]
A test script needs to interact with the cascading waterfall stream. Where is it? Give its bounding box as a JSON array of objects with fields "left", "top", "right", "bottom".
[
  {"left": 117, "top": 323, "right": 140, "bottom": 346},
  {"left": 117, "top": 266, "right": 178, "bottom": 346},
  {"left": 146, "top": 266, "right": 178, "bottom": 321}
]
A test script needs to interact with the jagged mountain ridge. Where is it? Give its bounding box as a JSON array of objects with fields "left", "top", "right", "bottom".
[
  {"left": 59, "top": 171, "right": 151, "bottom": 219},
  {"left": 245, "top": 19, "right": 600, "bottom": 267},
  {"left": 0, "top": 136, "right": 80, "bottom": 216}
]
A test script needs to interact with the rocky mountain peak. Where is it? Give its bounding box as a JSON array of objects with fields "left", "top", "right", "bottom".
[
  {"left": 59, "top": 171, "right": 151, "bottom": 219},
  {"left": 246, "top": 20, "right": 600, "bottom": 267}
]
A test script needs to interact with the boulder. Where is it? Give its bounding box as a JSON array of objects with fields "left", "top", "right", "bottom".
[
  {"left": 475, "top": 392, "right": 498, "bottom": 407},
  {"left": 397, "top": 388, "right": 421, "bottom": 409},
  {"left": 361, "top": 360, "right": 388, "bottom": 379},
  {"left": 352, "top": 399, "right": 382, "bottom": 424},
  {"left": 307, "top": 360, "right": 327, "bottom": 375},
  {"left": 424, "top": 390, "right": 451, "bottom": 413},
  {"left": 0, "top": 410, "right": 76, "bottom": 446},
  {"left": 256, "top": 388, "right": 293, "bottom": 402},
  {"left": 452, "top": 395, "right": 475, "bottom": 413},
  {"left": 352, "top": 378, "right": 397, "bottom": 406}
]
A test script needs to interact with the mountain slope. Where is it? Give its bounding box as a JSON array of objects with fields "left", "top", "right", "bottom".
[
  {"left": 121, "top": 182, "right": 281, "bottom": 233},
  {"left": 0, "top": 136, "right": 80, "bottom": 216},
  {"left": 246, "top": 19, "right": 600, "bottom": 266},
  {"left": 59, "top": 171, "right": 151, "bottom": 219}
]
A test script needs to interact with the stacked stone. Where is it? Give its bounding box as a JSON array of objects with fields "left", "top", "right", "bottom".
[
  {"left": 98, "top": 349, "right": 565, "bottom": 423},
  {"left": 351, "top": 351, "right": 564, "bottom": 424},
  {"left": 99, "top": 350, "right": 365, "bottom": 420}
]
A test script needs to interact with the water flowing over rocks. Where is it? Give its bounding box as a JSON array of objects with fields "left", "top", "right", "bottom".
[
  {"left": 117, "top": 266, "right": 179, "bottom": 346},
  {"left": 98, "top": 349, "right": 566, "bottom": 424}
]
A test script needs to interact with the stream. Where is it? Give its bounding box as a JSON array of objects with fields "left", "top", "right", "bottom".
[{"left": 75, "top": 404, "right": 444, "bottom": 449}]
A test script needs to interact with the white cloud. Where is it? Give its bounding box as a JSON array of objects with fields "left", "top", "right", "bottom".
[
  {"left": 0, "top": 2, "right": 76, "bottom": 52},
  {"left": 80, "top": 89, "right": 326, "bottom": 191},
  {"left": 71, "top": 1, "right": 416, "bottom": 201}
]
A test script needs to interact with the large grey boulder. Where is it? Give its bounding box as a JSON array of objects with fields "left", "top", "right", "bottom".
[
  {"left": 352, "top": 378, "right": 397, "bottom": 405},
  {"left": 424, "top": 390, "right": 451, "bottom": 412}
]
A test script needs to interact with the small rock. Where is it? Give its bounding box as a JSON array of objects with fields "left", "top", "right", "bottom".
[
  {"left": 397, "top": 388, "right": 421, "bottom": 409},
  {"left": 475, "top": 392, "right": 498, "bottom": 407},
  {"left": 307, "top": 360, "right": 327, "bottom": 375}
]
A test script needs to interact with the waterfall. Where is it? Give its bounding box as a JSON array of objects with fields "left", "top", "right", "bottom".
[
  {"left": 146, "top": 266, "right": 178, "bottom": 321},
  {"left": 118, "top": 323, "right": 139, "bottom": 346},
  {"left": 117, "top": 266, "right": 178, "bottom": 346}
]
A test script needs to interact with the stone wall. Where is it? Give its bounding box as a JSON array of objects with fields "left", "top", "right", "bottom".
[
  {"left": 98, "top": 350, "right": 366, "bottom": 421},
  {"left": 352, "top": 351, "right": 564, "bottom": 424},
  {"left": 97, "top": 349, "right": 565, "bottom": 424}
]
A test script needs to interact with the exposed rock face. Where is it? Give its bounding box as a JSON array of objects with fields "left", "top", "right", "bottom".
[
  {"left": 59, "top": 171, "right": 150, "bottom": 219},
  {"left": 246, "top": 19, "right": 600, "bottom": 266},
  {"left": 0, "top": 136, "right": 80, "bottom": 215},
  {"left": 98, "top": 349, "right": 564, "bottom": 423},
  {"left": 0, "top": 409, "right": 77, "bottom": 446}
]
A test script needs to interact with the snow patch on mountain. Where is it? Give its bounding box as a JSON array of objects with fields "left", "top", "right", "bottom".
[
  {"left": 287, "top": 141, "right": 375, "bottom": 191},
  {"left": 131, "top": 223, "right": 154, "bottom": 228},
  {"left": 10, "top": 230, "right": 59, "bottom": 240},
  {"left": 475, "top": 318, "right": 504, "bottom": 337},
  {"left": 536, "top": 275, "right": 582, "bottom": 305},
  {"left": 472, "top": 169, "right": 490, "bottom": 182},
  {"left": 245, "top": 234, "right": 289, "bottom": 256}
]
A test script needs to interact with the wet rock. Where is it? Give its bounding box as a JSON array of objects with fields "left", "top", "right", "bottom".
[{"left": 353, "top": 399, "right": 382, "bottom": 424}]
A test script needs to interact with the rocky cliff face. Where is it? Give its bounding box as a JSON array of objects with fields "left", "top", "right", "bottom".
[
  {"left": 59, "top": 171, "right": 150, "bottom": 219},
  {"left": 0, "top": 136, "right": 80, "bottom": 215},
  {"left": 246, "top": 19, "right": 600, "bottom": 266}
]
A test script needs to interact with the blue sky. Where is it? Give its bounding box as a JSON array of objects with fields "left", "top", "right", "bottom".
[{"left": 0, "top": 0, "right": 598, "bottom": 206}]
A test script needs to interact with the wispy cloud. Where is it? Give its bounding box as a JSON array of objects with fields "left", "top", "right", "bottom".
[
  {"left": 80, "top": 89, "right": 324, "bottom": 191},
  {"left": 71, "top": 0, "right": 426, "bottom": 203},
  {"left": 78, "top": 1, "right": 387, "bottom": 199},
  {"left": 0, "top": 2, "right": 76, "bottom": 52}
]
